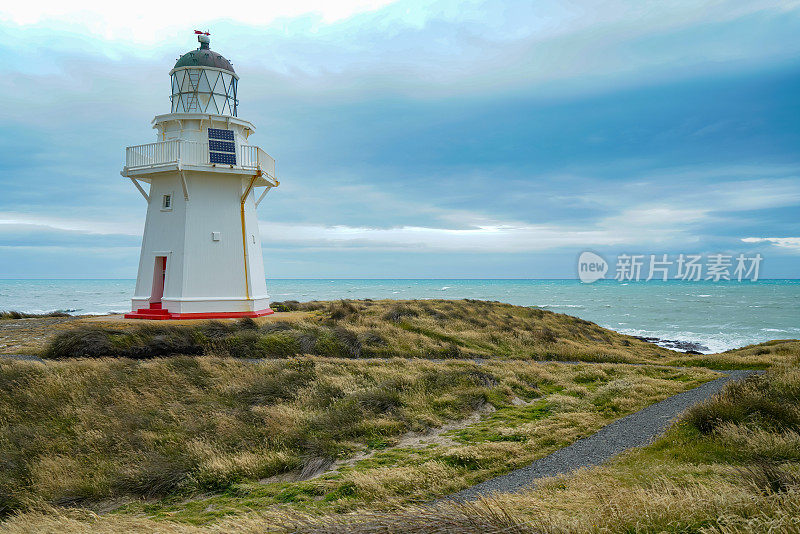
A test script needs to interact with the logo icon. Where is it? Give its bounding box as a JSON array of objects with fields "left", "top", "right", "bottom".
[{"left": 578, "top": 251, "right": 608, "bottom": 283}]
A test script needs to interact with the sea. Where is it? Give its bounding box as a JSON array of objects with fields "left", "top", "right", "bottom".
[{"left": 0, "top": 279, "right": 797, "bottom": 354}]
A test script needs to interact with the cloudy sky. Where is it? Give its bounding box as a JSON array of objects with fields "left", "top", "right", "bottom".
[{"left": 0, "top": 0, "right": 798, "bottom": 278}]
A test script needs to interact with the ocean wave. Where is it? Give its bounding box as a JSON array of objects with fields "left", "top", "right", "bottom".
[{"left": 612, "top": 327, "right": 759, "bottom": 354}]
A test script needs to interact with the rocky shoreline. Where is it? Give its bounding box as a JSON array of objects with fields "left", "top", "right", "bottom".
[{"left": 633, "top": 336, "right": 709, "bottom": 354}]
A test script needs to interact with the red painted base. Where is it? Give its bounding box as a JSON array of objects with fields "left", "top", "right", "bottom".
[{"left": 124, "top": 305, "right": 274, "bottom": 320}]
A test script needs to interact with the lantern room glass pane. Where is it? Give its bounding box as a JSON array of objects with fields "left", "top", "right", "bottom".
[
  {"left": 197, "top": 71, "right": 212, "bottom": 93},
  {"left": 180, "top": 70, "right": 191, "bottom": 91}
]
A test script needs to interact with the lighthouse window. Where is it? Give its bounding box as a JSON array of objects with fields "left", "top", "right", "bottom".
[{"left": 162, "top": 194, "right": 172, "bottom": 210}]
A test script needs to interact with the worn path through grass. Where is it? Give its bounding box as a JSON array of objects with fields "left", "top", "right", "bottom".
[{"left": 447, "top": 369, "right": 759, "bottom": 501}]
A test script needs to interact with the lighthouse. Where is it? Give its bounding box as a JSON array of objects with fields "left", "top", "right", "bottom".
[{"left": 122, "top": 32, "right": 278, "bottom": 319}]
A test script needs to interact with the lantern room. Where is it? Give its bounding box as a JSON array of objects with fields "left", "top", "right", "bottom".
[{"left": 169, "top": 32, "right": 239, "bottom": 116}]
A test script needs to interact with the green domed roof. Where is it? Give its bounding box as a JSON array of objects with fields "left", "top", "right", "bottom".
[{"left": 174, "top": 41, "right": 235, "bottom": 73}]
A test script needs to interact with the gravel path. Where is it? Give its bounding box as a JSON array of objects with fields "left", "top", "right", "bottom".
[{"left": 446, "top": 369, "right": 758, "bottom": 502}]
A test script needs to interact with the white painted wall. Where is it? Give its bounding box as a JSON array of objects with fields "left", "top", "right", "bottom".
[
  {"left": 131, "top": 173, "right": 186, "bottom": 310},
  {"left": 156, "top": 114, "right": 253, "bottom": 146}
]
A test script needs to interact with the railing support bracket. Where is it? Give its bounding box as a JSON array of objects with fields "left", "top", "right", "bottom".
[
  {"left": 255, "top": 185, "right": 272, "bottom": 207},
  {"left": 179, "top": 170, "right": 190, "bottom": 201},
  {"left": 130, "top": 177, "right": 150, "bottom": 202}
]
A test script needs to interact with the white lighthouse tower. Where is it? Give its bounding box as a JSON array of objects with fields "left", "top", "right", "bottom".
[{"left": 122, "top": 32, "right": 279, "bottom": 319}]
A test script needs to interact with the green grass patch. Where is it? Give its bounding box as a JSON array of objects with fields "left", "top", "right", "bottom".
[{"left": 450, "top": 401, "right": 550, "bottom": 444}]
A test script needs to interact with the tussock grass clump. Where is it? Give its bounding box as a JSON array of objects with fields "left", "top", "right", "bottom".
[
  {"left": 218, "top": 323, "right": 366, "bottom": 359},
  {"left": 383, "top": 303, "right": 420, "bottom": 322},
  {"left": 44, "top": 325, "right": 206, "bottom": 359},
  {"left": 0, "top": 310, "right": 71, "bottom": 319},
  {"left": 270, "top": 300, "right": 328, "bottom": 313},
  {"left": 736, "top": 461, "right": 800, "bottom": 495},
  {"left": 42, "top": 322, "right": 368, "bottom": 360},
  {"left": 684, "top": 366, "right": 800, "bottom": 435},
  {"left": 327, "top": 300, "right": 361, "bottom": 321}
]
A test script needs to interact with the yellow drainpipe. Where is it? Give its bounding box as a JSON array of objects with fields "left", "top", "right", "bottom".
[{"left": 240, "top": 172, "right": 260, "bottom": 299}]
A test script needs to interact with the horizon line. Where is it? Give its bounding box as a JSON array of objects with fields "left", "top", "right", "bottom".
[{"left": 0, "top": 278, "right": 797, "bottom": 282}]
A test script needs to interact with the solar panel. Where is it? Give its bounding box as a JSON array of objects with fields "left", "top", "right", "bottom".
[
  {"left": 208, "top": 128, "right": 236, "bottom": 165},
  {"left": 210, "top": 152, "right": 237, "bottom": 165},
  {"left": 208, "top": 128, "right": 234, "bottom": 141},
  {"left": 209, "top": 140, "right": 235, "bottom": 153}
]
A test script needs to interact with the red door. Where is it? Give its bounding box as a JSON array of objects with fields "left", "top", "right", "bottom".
[{"left": 150, "top": 256, "right": 167, "bottom": 306}]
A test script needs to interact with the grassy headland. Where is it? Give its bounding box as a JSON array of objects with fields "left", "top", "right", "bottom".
[
  {"left": 44, "top": 299, "right": 670, "bottom": 362},
  {"left": 40, "top": 299, "right": 798, "bottom": 368},
  {"left": 0, "top": 298, "right": 796, "bottom": 531}
]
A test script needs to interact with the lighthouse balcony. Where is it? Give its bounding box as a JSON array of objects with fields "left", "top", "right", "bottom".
[{"left": 122, "top": 140, "right": 276, "bottom": 182}]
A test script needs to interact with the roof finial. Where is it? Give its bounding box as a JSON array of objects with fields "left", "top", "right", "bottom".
[{"left": 195, "top": 29, "right": 211, "bottom": 49}]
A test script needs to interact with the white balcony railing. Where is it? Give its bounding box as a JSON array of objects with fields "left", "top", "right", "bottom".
[
  {"left": 125, "top": 140, "right": 275, "bottom": 177},
  {"left": 126, "top": 140, "right": 184, "bottom": 169},
  {"left": 239, "top": 144, "right": 257, "bottom": 169},
  {"left": 236, "top": 145, "right": 275, "bottom": 178}
]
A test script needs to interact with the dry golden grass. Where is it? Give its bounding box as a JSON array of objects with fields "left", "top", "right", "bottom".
[
  {"left": 0, "top": 354, "right": 715, "bottom": 525},
  {"left": 2, "top": 363, "right": 798, "bottom": 532},
  {"left": 279, "top": 299, "right": 675, "bottom": 363},
  {"left": 7, "top": 363, "right": 776, "bottom": 534},
  {"left": 5, "top": 468, "right": 799, "bottom": 533},
  {"left": 1, "top": 299, "right": 798, "bottom": 532}
]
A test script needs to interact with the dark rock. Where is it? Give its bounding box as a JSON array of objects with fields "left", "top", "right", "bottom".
[{"left": 632, "top": 335, "right": 709, "bottom": 354}]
